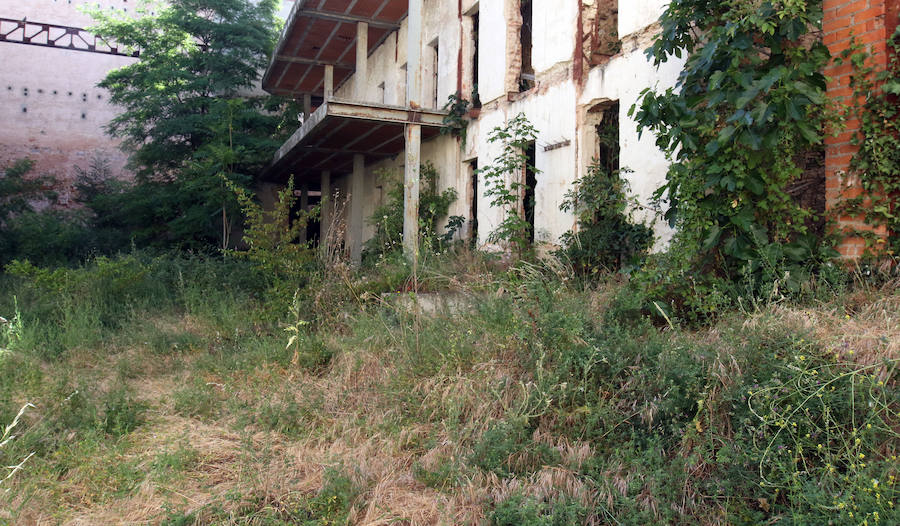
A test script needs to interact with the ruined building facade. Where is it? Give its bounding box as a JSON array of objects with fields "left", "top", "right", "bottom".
[{"left": 262, "top": 0, "right": 684, "bottom": 262}]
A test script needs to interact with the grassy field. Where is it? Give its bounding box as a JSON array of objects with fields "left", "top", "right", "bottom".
[{"left": 0, "top": 251, "right": 898, "bottom": 525}]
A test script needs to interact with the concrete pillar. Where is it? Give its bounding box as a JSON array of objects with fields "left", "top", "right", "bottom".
[
  {"left": 299, "top": 184, "right": 309, "bottom": 243},
  {"left": 355, "top": 22, "right": 369, "bottom": 101},
  {"left": 404, "top": 124, "right": 421, "bottom": 260},
  {"left": 406, "top": 0, "right": 422, "bottom": 108},
  {"left": 302, "top": 93, "right": 312, "bottom": 119},
  {"left": 324, "top": 65, "right": 334, "bottom": 100},
  {"left": 403, "top": 0, "right": 423, "bottom": 262},
  {"left": 320, "top": 170, "right": 331, "bottom": 243},
  {"left": 350, "top": 154, "right": 366, "bottom": 264}
]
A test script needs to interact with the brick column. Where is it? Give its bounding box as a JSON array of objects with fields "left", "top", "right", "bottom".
[{"left": 823, "top": 0, "right": 899, "bottom": 258}]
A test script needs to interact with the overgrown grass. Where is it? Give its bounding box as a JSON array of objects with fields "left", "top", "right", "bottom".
[{"left": 0, "top": 249, "right": 897, "bottom": 525}]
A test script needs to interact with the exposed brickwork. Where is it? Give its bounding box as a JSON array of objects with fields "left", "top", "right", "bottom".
[{"left": 823, "top": 0, "right": 899, "bottom": 258}]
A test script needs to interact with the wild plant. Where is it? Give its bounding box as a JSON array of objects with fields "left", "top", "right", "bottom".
[
  {"left": 480, "top": 113, "right": 539, "bottom": 257},
  {"left": 0, "top": 403, "right": 35, "bottom": 492}
]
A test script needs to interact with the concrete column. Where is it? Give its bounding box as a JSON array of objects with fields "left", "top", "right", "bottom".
[
  {"left": 355, "top": 22, "right": 369, "bottom": 101},
  {"left": 406, "top": 0, "right": 422, "bottom": 108},
  {"left": 350, "top": 154, "right": 366, "bottom": 264},
  {"left": 324, "top": 65, "right": 334, "bottom": 100},
  {"left": 320, "top": 170, "right": 331, "bottom": 243},
  {"left": 403, "top": 0, "right": 423, "bottom": 262},
  {"left": 404, "top": 124, "right": 421, "bottom": 260},
  {"left": 299, "top": 184, "right": 309, "bottom": 243},
  {"left": 302, "top": 93, "right": 312, "bottom": 119}
]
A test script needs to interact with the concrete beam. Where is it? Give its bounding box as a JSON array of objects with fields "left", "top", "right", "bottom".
[
  {"left": 324, "top": 65, "right": 334, "bottom": 100},
  {"left": 355, "top": 22, "right": 369, "bottom": 101},
  {"left": 404, "top": 124, "right": 421, "bottom": 260},
  {"left": 350, "top": 154, "right": 366, "bottom": 264},
  {"left": 297, "top": 8, "right": 401, "bottom": 31}
]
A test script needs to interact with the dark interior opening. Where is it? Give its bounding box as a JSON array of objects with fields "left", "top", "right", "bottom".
[
  {"left": 472, "top": 12, "right": 481, "bottom": 107},
  {"left": 469, "top": 160, "right": 479, "bottom": 245},
  {"left": 524, "top": 141, "right": 537, "bottom": 242},
  {"left": 519, "top": 0, "right": 535, "bottom": 92},
  {"left": 596, "top": 102, "right": 620, "bottom": 176}
]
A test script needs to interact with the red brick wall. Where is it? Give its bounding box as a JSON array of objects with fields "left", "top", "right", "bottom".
[{"left": 823, "top": 0, "right": 899, "bottom": 258}]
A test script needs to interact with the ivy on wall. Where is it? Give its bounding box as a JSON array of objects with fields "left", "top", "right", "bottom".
[
  {"left": 840, "top": 24, "right": 900, "bottom": 256},
  {"left": 631, "top": 0, "right": 836, "bottom": 284}
]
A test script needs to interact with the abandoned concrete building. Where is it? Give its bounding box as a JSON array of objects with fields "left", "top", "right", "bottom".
[
  {"left": 260, "top": 0, "right": 686, "bottom": 262},
  {"left": 261, "top": 0, "right": 900, "bottom": 262}
]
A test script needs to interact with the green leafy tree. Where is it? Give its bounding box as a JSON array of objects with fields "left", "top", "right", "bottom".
[
  {"left": 481, "top": 113, "right": 538, "bottom": 257},
  {"left": 86, "top": 0, "right": 298, "bottom": 250},
  {"left": 631, "top": 0, "right": 835, "bottom": 283}
]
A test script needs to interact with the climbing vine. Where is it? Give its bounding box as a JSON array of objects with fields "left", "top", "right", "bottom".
[
  {"left": 840, "top": 24, "right": 900, "bottom": 256},
  {"left": 631, "top": 0, "right": 837, "bottom": 291}
]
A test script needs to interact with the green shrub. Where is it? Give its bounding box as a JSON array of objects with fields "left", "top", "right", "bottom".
[
  {"left": 101, "top": 386, "right": 146, "bottom": 436},
  {"left": 470, "top": 418, "right": 560, "bottom": 478},
  {"left": 490, "top": 494, "right": 588, "bottom": 526},
  {"left": 364, "top": 162, "right": 461, "bottom": 261},
  {"left": 172, "top": 380, "right": 222, "bottom": 420}
]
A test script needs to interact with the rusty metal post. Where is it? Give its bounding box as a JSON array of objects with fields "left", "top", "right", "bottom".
[
  {"left": 350, "top": 154, "right": 366, "bottom": 265},
  {"left": 355, "top": 22, "right": 369, "bottom": 101},
  {"left": 324, "top": 65, "right": 334, "bottom": 100},
  {"left": 403, "top": 0, "right": 423, "bottom": 263},
  {"left": 320, "top": 170, "right": 331, "bottom": 243}
]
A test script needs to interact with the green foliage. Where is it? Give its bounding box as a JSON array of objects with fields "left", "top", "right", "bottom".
[
  {"left": 229, "top": 176, "right": 318, "bottom": 315},
  {"left": 559, "top": 153, "right": 653, "bottom": 273},
  {"left": 481, "top": 113, "right": 538, "bottom": 256},
  {"left": 470, "top": 417, "right": 560, "bottom": 478},
  {"left": 839, "top": 23, "right": 900, "bottom": 256},
  {"left": 364, "top": 162, "right": 460, "bottom": 260},
  {"left": 631, "top": 0, "right": 836, "bottom": 303},
  {"left": 490, "top": 494, "right": 588, "bottom": 526},
  {"left": 440, "top": 92, "right": 471, "bottom": 147},
  {"left": 84, "top": 0, "right": 298, "bottom": 251}
]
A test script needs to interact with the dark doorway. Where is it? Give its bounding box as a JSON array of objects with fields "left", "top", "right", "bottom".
[
  {"left": 469, "top": 160, "right": 479, "bottom": 245},
  {"left": 524, "top": 141, "right": 537, "bottom": 242}
]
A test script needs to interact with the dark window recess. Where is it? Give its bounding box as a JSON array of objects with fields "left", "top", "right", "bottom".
[
  {"left": 471, "top": 12, "right": 481, "bottom": 107},
  {"left": 469, "top": 160, "right": 479, "bottom": 245},
  {"left": 524, "top": 141, "right": 537, "bottom": 242},
  {"left": 595, "top": 103, "right": 620, "bottom": 176},
  {"left": 588, "top": 2, "right": 620, "bottom": 64},
  {"left": 519, "top": 0, "right": 535, "bottom": 92},
  {"left": 430, "top": 40, "right": 439, "bottom": 108}
]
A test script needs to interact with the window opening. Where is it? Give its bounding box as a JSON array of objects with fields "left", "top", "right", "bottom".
[
  {"left": 519, "top": 0, "right": 535, "bottom": 92},
  {"left": 430, "top": 39, "right": 440, "bottom": 108},
  {"left": 471, "top": 11, "right": 481, "bottom": 107}
]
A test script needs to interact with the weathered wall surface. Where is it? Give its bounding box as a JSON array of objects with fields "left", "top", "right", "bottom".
[
  {"left": 0, "top": 0, "right": 139, "bottom": 201},
  {"left": 1, "top": 0, "right": 295, "bottom": 204}
]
